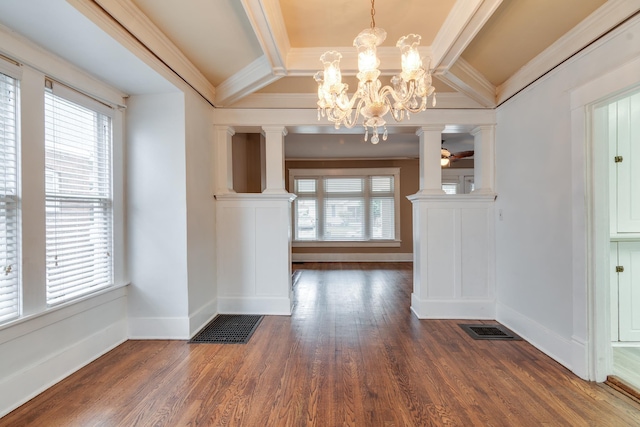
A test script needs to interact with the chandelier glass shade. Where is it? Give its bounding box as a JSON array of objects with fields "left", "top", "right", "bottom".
[{"left": 315, "top": 0, "right": 436, "bottom": 144}]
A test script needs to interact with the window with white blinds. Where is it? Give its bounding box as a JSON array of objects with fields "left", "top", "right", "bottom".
[
  {"left": 0, "top": 71, "right": 19, "bottom": 323},
  {"left": 291, "top": 169, "right": 399, "bottom": 243},
  {"left": 45, "top": 82, "right": 113, "bottom": 306}
]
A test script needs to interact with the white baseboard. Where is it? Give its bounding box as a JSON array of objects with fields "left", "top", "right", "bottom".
[
  {"left": 292, "top": 253, "right": 413, "bottom": 262},
  {"left": 217, "top": 296, "right": 292, "bottom": 315},
  {"left": 0, "top": 320, "right": 127, "bottom": 418},
  {"left": 496, "top": 302, "right": 573, "bottom": 372},
  {"left": 188, "top": 298, "right": 218, "bottom": 338},
  {"left": 128, "top": 316, "right": 191, "bottom": 339},
  {"left": 411, "top": 294, "right": 496, "bottom": 319}
]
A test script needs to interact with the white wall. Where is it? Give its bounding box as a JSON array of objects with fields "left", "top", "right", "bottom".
[
  {"left": 184, "top": 92, "right": 218, "bottom": 335},
  {"left": 0, "top": 29, "right": 129, "bottom": 417},
  {"left": 126, "top": 92, "right": 191, "bottom": 338},
  {"left": 495, "top": 15, "right": 640, "bottom": 376}
]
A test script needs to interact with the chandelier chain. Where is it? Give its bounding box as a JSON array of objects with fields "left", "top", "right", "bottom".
[{"left": 370, "top": 0, "right": 376, "bottom": 29}]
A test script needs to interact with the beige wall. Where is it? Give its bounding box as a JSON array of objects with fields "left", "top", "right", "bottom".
[
  {"left": 232, "top": 133, "right": 262, "bottom": 193},
  {"left": 285, "top": 159, "right": 419, "bottom": 255}
]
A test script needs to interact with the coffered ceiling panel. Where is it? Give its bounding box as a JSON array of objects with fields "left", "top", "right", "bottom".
[
  {"left": 279, "top": 0, "right": 457, "bottom": 48},
  {"left": 461, "top": 0, "right": 607, "bottom": 87}
]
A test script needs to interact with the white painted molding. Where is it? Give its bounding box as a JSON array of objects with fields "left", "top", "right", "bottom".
[
  {"left": 0, "top": 321, "right": 126, "bottom": 418},
  {"left": 188, "top": 298, "right": 218, "bottom": 338},
  {"left": 407, "top": 193, "right": 496, "bottom": 203},
  {"left": 286, "top": 46, "right": 433, "bottom": 76},
  {"left": 241, "top": 0, "right": 290, "bottom": 74},
  {"left": 410, "top": 295, "right": 495, "bottom": 319},
  {"left": 432, "top": 0, "right": 502, "bottom": 71},
  {"left": 0, "top": 23, "right": 126, "bottom": 106},
  {"left": 215, "top": 55, "right": 281, "bottom": 106},
  {"left": 497, "top": 0, "right": 640, "bottom": 105},
  {"left": 227, "top": 91, "right": 485, "bottom": 109},
  {"left": 292, "top": 253, "right": 413, "bottom": 263},
  {"left": 128, "top": 316, "right": 191, "bottom": 339},
  {"left": 217, "top": 296, "right": 292, "bottom": 316},
  {"left": 75, "top": 0, "right": 216, "bottom": 104},
  {"left": 497, "top": 302, "right": 574, "bottom": 375},
  {"left": 215, "top": 192, "right": 296, "bottom": 202},
  {"left": 213, "top": 106, "right": 497, "bottom": 127},
  {"left": 436, "top": 58, "right": 496, "bottom": 107}
]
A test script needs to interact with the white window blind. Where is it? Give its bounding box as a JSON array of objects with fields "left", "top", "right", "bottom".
[
  {"left": 45, "top": 82, "right": 113, "bottom": 305},
  {"left": 0, "top": 71, "right": 19, "bottom": 323},
  {"left": 291, "top": 169, "right": 399, "bottom": 243}
]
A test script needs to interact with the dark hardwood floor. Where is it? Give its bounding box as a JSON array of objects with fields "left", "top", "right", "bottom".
[{"left": 3, "top": 262, "right": 640, "bottom": 426}]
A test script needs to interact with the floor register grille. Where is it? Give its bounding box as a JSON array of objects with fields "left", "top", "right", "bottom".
[{"left": 190, "top": 315, "right": 263, "bottom": 344}]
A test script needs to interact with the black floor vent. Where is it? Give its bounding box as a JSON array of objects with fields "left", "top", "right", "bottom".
[
  {"left": 190, "top": 315, "right": 263, "bottom": 344},
  {"left": 459, "top": 323, "right": 522, "bottom": 340}
]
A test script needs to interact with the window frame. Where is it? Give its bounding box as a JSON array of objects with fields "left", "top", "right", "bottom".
[
  {"left": 289, "top": 168, "right": 401, "bottom": 247},
  {"left": 44, "top": 80, "right": 114, "bottom": 306},
  {"left": 0, "top": 62, "right": 21, "bottom": 324}
]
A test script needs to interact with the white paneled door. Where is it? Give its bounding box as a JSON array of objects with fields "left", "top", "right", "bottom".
[{"left": 618, "top": 241, "right": 640, "bottom": 341}]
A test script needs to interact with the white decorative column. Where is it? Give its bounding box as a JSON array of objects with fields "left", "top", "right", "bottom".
[
  {"left": 213, "top": 125, "right": 235, "bottom": 195},
  {"left": 470, "top": 125, "right": 496, "bottom": 194},
  {"left": 262, "top": 126, "right": 287, "bottom": 194},
  {"left": 409, "top": 125, "right": 496, "bottom": 320},
  {"left": 417, "top": 125, "right": 445, "bottom": 194},
  {"left": 215, "top": 126, "right": 295, "bottom": 315}
]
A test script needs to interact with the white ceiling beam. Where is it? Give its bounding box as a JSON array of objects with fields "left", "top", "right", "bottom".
[
  {"left": 287, "top": 46, "right": 433, "bottom": 76},
  {"left": 437, "top": 58, "right": 496, "bottom": 107},
  {"left": 88, "top": 0, "right": 216, "bottom": 104},
  {"left": 431, "top": 0, "right": 502, "bottom": 71},
  {"left": 216, "top": 55, "right": 281, "bottom": 107},
  {"left": 497, "top": 0, "right": 640, "bottom": 104},
  {"left": 240, "top": 0, "right": 290, "bottom": 76}
]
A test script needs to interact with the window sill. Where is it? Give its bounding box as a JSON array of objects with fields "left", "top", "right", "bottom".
[{"left": 293, "top": 240, "right": 401, "bottom": 248}]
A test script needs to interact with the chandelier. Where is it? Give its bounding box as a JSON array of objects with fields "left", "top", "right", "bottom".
[{"left": 314, "top": 0, "right": 436, "bottom": 144}]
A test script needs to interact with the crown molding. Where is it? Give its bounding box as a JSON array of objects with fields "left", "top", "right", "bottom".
[
  {"left": 432, "top": 0, "right": 503, "bottom": 71},
  {"left": 216, "top": 55, "right": 281, "bottom": 106},
  {"left": 496, "top": 0, "right": 640, "bottom": 105},
  {"left": 227, "top": 91, "right": 484, "bottom": 110},
  {"left": 89, "top": 0, "right": 216, "bottom": 104},
  {"left": 436, "top": 58, "right": 496, "bottom": 107},
  {"left": 241, "top": 0, "right": 290, "bottom": 73},
  {"left": 286, "top": 46, "right": 433, "bottom": 76}
]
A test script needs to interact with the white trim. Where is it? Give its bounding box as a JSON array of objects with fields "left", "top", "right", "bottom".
[
  {"left": 0, "top": 23, "right": 126, "bottom": 106},
  {"left": 432, "top": 0, "right": 502, "bottom": 70},
  {"left": 436, "top": 58, "right": 496, "bottom": 108},
  {"left": 570, "top": 53, "right": 640, "bottom": 381},
  {"left": 0, "top": 54, "right": 21, "bottom": 80},
  {"left": 88, "top": 0, "right": 216, "bottom": 103},
  {"left": 0, "top": 320, "right": 126, "bottom": 418},
  {"left": 410, "top": 295, "right": 495, "bottom": 319},
  {"left": 496, "top": 302, "right": 574, "bottom": 371},
  {"left": 127, "top": 316, "right": 190, "bottom": 339},
  {"left": 293, "top": 241, "right": 401, "bottom": 248},
  {"left": 240, "top": 0, "right": 290, "bottom": 74},
  {"left": 217, "top": 296, "right": 292, "bottom": 316},
  {"left": 497, "top": 0, "right": 640, "bottom": 105},
  {"left": 215, "top": 55, "right": 281, "bottom": 107},
  {"left": 188, "top": 298, "right": 218, "bottom": 339},
  {"left": 292, "top": 253, "right": 413, "bottom": 263},
  {"left": 227, "top": 91, "right": 485, "bottom": 109}
]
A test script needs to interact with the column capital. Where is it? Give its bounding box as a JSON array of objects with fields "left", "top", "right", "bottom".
[
  {"left": 416, "top": 125, "right": 445, "bottom": 136},
  {"left": 470, "top": 125, "right": 495, "bottom": 136},
  {"left": 262, "top": 125, "right": 288, "bottom": 136},
  {"left": 214, "top": 125, "right": 236, "bottom": 137}
]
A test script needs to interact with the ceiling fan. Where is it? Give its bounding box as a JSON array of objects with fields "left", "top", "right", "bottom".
[{"left": 441, "top": 144, "right": 474, "bottom": 167}]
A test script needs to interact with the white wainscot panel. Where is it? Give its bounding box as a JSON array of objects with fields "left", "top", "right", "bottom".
[
  {"left": 216, "top": 194, "right": 295, "bottom": 315},
  {"left": 409, "top": 194, "right": 496, "bottom": 319}
]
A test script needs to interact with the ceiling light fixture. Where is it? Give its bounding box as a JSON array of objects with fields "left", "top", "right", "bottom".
[{"left": 314, "top": 0, "right": 436, "bottom": 144}]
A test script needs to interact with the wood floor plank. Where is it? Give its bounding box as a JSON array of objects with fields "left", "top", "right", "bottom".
[{"left": 2, "top": 262, "right": 640, "bottom": 426}]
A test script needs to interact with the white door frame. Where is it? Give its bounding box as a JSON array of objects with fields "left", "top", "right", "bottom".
[{"left": 570, "top": 56, "right": 640, "bottom": 381}]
